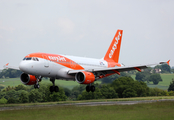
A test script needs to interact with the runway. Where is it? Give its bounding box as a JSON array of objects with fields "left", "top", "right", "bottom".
[
  {"left": 1, "top": 99, "right": 174, "bottom": 111},
  {"left": 62, "top": 99, "right": 174, "bottom": 106}
]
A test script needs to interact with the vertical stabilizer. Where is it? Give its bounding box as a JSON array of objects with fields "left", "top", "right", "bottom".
[{"left": 104, "top": 30, "right": 123, "bottom": 63}]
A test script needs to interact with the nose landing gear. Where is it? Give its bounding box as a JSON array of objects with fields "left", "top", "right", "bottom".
[{"left": 34, "top": 76, "right": 42, "bottom": 89}]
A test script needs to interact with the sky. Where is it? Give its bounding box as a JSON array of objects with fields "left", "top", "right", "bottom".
[{"left": 0, "top": 0, "right": 174, "bottom": 69}]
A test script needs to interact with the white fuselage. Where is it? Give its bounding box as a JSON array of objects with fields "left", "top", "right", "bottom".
[{"left": 19, "top": 54, "right": 109, "bottom": 80}]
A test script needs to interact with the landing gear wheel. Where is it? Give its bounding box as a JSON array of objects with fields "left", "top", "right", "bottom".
[
  {"left": 54, "top": 86, "right": 59, "bottom": 92},
  {"left": 91, "top": 86, "right": 95, "bottom": 92},
  {"left": 50, "top": 78, "right": 59, "bottom": 93},
  {"left": 86, "top": 86, "right": 91, "bottom": 92},
  {"left": 50, "top": 86, "right": 54, "bottom": 92},
  {"left": 34, "top": 84, "right": 40, "bottom": 89},
  {"left": 34, "top": 76, "right": 42, "bottom": 89},
  {"left": 49, "top": 86, "right": 59, "bottom": 92}
]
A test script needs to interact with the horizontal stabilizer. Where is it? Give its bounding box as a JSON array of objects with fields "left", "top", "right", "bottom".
[
  {"left": 3, "top": 63, "right": 19, "bottom": 70},
  {"left": 160, "top": 60, "right": 170, "bottom": 66}
]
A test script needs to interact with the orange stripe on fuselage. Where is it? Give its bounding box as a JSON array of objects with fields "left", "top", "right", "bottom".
[{"left": 25, "top": 53, "right": 84, "bottom": 70}]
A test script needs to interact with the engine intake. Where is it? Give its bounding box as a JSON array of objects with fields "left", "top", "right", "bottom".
[
  {"left": 75, "top": 71, "right": 95, "bottom": 84},
  {"left": 20, "top": 73, "right": 37, "bottom": 85}
]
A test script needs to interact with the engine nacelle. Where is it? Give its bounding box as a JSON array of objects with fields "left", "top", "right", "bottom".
[
  {"left": 75, "top": 71, "right": 95, "bottom": 84},
  {"left": 20, "top": 73, "right": 37, "bottom": 85}
]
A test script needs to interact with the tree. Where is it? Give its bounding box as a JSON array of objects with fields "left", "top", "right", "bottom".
[
  {"left": 135, "top": 71, "right": 151, "bottom": 82},
  {"left": 19, "top": 91, "right": 29, "bottom": 103},
  {"left": 101, "top": 72, "right": 130, "bottom": 84},
  {"left": 70, "top": 85, "right": 86, "bottom": 100},
  {"left": 29, "top": 89, "right": 43, "bottom": 103},
  {"left": 0, "top": 69, "right": 22, "bottom": 78},
  {"left": 149, "top": 74, "right": 162, "bottom": 85},
  {"left": 122, "top": 88, "right": 137, "bottom": 98},
  {"left": 148, "top": 88, "right": 166, "bottom": 96},
  {"left": 0, "top": 92, "right": 6, "bottom": 99},
  {"left": 3, "top": 86, "right": 15, "bottom": 92},
  {"left": 77, "top": 87, "right": 102, "bottom": 100},
  {"left": 168, "top": 78, "right": 174, "bottom": 91},
  {"left": 161, "top": 64, "right": 171, "bottom": 73},
  {"left": 4, "top": 89, "right": 17, "bottom": 100},
  {"left": 111, "top": 76, "right": 149, "bottom": 98},
  {"left": 135, "top": 72, "right": 146, "bottom": 82},
  {"left": 0, "top": 97, "right": 7, "bottom": 104},
  {"left": 7, "top": 97, "right": 19, "bottom": 104},
  {"left": 64, "top": 88, "right": 71, "bottom": 97},
  {"left": 100, "top": 85, "right": 118, "bottom": 99},
  {"left": 15, "top": 85, "right": 27, "bottom": 91},
  {"left": 46, "top": 87, "right": 67, "bottom": 102}
]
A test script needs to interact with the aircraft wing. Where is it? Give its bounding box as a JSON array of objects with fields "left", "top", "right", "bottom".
[
  {"left": 3, "top": 63, "right": 20, "bottom": 70},
  {"left": 68, "top": 61, "right": 170, "bottom": 75}
]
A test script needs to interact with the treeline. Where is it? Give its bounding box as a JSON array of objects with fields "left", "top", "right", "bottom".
[
  {"left": 135, "top": 68, "right": 163, "bottom": 84},
  {"left": 0, "top": 84, "right": 67, "bottom": 104},
  {"left": 1, "top": 76, "right": 174, "bottom": 104},
  {"left": 0, "top": 69, "right": 22, "bottom": 78}
]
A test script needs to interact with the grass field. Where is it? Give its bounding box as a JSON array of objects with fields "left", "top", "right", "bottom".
[
  {"left": 0, "top": 101, "right": 174, "bottom": 120},
  {"left": 131, "top": 74, "right": 174, "bottom": 90}
]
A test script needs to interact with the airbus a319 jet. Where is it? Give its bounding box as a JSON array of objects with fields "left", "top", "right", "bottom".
[{"left": 4, "top": 29, "right": 170, "bottom": 92}]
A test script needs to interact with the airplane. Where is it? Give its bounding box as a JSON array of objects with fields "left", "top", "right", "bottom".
[{"left": 4, "top": 29, "right": 170, "bottom": 92}]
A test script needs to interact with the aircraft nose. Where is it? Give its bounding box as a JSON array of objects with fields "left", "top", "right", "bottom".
[{"left": 19, "top": 61, "right": 28, "bottom": 72}]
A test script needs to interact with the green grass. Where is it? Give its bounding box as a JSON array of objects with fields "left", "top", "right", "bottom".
[
  {"left": 0, "top": 101, "right": 174, "bottom": 120},
  {"left": 146, "top": 74, "right": 174, "bottom": 90},
  {"left": 159, "top": 74, "right": 174, "bottom": 86},
  {"left": 0, "top": 78, "right": 101, "bottom": 90},
  {"left": 131, "top": 74, "right": 174, "bottom": 90}
]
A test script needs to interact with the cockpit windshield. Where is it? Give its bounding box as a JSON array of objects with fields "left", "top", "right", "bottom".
[{"left": 23, "top": 57, "right": 39, "bottom": 61}]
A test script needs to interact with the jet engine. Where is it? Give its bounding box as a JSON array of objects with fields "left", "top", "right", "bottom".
[
  {"left": 75, "top": 71, "right": 95, "bottom": 84},
  {"left": 20, "top": 73, "right": 37, "bottom": 85}
]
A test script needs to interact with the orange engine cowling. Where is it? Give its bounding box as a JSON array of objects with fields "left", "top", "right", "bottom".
[
  {"left": 20, "top": 73, "right": 37, "bottom": 85},
  {"left": 75, "top": 71, "right": 95, "bottom": 84}
]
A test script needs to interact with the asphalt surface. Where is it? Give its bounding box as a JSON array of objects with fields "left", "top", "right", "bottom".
[{"left": 0, "top": 99, "right": 174, "bottom": 111}]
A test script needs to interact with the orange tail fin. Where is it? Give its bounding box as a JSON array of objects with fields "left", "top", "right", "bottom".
[{"left": 104, "top": 29, "right": 123, "bottom": 63}]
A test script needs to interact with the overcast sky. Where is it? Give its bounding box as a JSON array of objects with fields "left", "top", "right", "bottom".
[{"left": 0, "top": 0, "right": 174, "bottom": 69}]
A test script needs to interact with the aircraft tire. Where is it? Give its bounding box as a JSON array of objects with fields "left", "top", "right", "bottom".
[
  {"left": 91, "top": 86, "right": 95, "bottom": 92},
  {"left": 86, "top": 86, "right": 90, "bottom": 92},
  {"left": 50, "top": 86, "right": 54, "bottom": 92},
  {"left": 54, "top": 86, "right": 59, "bottom": 92},
  {"left": 34, "top": 84, "right": 39, "bottom": 89}
]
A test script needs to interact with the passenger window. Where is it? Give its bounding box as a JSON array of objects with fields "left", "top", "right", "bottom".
[{"left": 23, "top": 58, "right": 26, "bottom": 60}]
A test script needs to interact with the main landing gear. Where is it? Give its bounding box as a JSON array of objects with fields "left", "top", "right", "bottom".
[
  {"left": 86, "top": 85, "right": 95, "bottom": 92},
  {"left": 50, "top": 78, "right": 59, "bottom": 92}
]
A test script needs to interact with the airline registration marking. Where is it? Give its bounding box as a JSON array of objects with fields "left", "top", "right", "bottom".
[
  {"left": 48, "top": 56, "right": 66, "bottom": 62},
  {"left": 109, "top": 31, "right": 122, "bottom": 58}
]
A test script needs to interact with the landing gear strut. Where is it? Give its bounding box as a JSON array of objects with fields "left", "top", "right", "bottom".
[
  {"left": 50, "top": 78, "right": 59, "bottom": 92},
  {"left": 34, "top": 76, "right": 42, "bottom": 89},
  {"left": 86, "top": 85, "right": 95, "bottom": 92}
]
